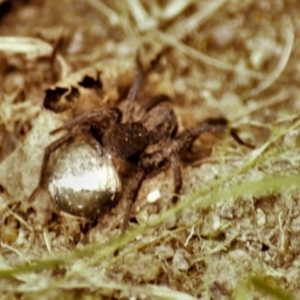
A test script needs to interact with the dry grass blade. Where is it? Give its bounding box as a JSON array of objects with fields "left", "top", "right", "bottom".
[
  {"left": 0, "top": 36, "right": 69, "bottom": 77},
  {"left": 166, "top": 0, "right": 228, "bottom": 39},
  {"left": 248, "top": 18, "right": 294, "bottom": 97}
]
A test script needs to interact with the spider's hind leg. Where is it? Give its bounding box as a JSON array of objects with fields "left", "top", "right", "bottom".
[{"left": 27, "top": 126, "right": 89, "bottom": 203}]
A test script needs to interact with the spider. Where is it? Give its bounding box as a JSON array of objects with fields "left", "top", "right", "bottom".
[{"left": 28, "top": 54, "right": 252, "bottom": 233}]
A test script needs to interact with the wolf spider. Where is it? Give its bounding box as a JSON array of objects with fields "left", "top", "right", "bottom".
[{"left": 28, "top": 55, "right": 252, "bottom": 233}]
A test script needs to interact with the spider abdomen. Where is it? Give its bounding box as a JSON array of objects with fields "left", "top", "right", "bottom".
[{"left": 102, "top": 122, "right": 148, "bottom": 162}]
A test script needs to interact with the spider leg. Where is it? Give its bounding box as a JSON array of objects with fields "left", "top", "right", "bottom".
[
  {"left": 175, "top": 119, "right": 253, "bottom": 153},
  {"left": 229, "top": 128, "right": 254, "bottom": 148},
  {"left": 201, "top": 118, "right": 254, "bottom": 148},
  {"left": 125, "top": 51, "right": 144, "bottom": 122},
  {"left": 50, "top": 108, "right": 122, "bottom": 134},
  {"left": 142, "top": 94, "right": 171, "bottom": 113},
  {"left": 174, "top": 121, "right": 225, "bottom": 153},
  {"left": 27, "top": 125, "right": 89, "bottom": 203},
  {"left": 121, "top": 168, "right": 146, "bottom": 234},
  {"left": 170, "top": 151, "right": 182, "bottom": 203}
]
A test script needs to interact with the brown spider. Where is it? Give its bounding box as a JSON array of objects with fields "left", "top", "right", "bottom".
[{"left": 28, "top": 54, "right": 252, "bottom": 233}]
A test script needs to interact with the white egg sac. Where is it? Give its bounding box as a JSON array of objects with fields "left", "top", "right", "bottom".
[{"left": 48, "top": 141, "right": 122, "bottom": 218}]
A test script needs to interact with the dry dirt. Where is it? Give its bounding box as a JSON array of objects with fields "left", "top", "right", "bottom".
[{"left": 0, "top": 0, "right": 300, "bottom": 299}]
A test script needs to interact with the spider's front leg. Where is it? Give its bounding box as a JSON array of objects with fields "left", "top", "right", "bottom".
[
  {"left": 170, "top": 151, "right": 182, "bottom": 203},
  {"left": 120, "top": 147, "right": 183, "bottom": 233},
  {"left": 121, "top": 168, "right": 146, "bottom": 233},
  {"left": 174, "top": 118, "right": 253, "bottom": 154},
  {"left": 167, "top": 119, "right": 253, "bottom": 202}
]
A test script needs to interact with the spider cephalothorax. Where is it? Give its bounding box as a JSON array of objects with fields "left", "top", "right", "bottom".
[{"left": 28, "top": 54, "right": 252, "bottom": 233}]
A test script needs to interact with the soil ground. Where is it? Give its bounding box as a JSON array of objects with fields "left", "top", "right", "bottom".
[{"left": 0, "top": 1, "right": 300, "bottom": 299}]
